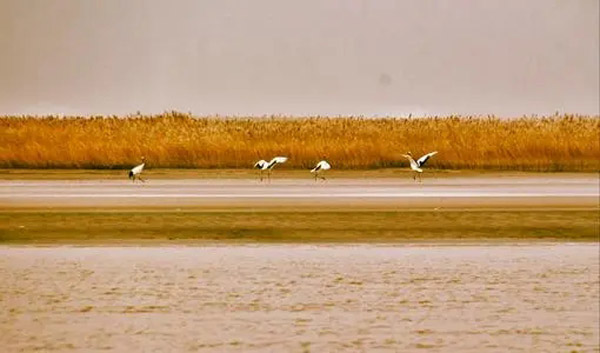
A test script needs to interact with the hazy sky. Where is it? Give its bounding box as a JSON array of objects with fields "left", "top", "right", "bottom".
[{"left": 0, "top": 0, "right": 598, "bottom": 116}]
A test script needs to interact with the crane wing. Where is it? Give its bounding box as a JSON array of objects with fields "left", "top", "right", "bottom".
[
  {"left": 417, "top": 151, "right": 437, "bottom": 167},
  {"left": 319, "top": 161, "right": 331, "bottom": 170},
  {"left": 311, "top": 160, "right": 331, "bottom": 173},
  {"left": 254, "top": 160, "right": 267, "bottom": 169},
  {"left": 269, "top": 156, "right": 288, "bottom": 165},
  {"left": 131, "top": 163, "right": 145, "bottom": 174},
  {"left": 265, "top": 156, "right": 288, "bottom": 169}
]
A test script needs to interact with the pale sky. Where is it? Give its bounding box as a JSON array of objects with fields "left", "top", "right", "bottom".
[{"left": 0, "top": 0, "right": 598, "bottom": 117}]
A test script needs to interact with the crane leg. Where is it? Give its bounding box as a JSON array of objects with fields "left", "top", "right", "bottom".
[{"left": 139, "top": 176, "right": 146, "bottom": 183}]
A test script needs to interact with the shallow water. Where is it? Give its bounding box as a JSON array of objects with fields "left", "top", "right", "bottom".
[{"left": 1, "top": 244, "right": 598, "bottom": 352}]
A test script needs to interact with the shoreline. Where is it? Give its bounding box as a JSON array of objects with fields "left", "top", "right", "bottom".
[
  {"left": 0, "top": 168, "right": 597, "bottom": 180},
  {"left": 1, "top": 239, "right": 598, "bottom": 246}
]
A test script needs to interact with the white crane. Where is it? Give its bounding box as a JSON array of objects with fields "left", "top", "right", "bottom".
[
  {"left": 128, "top": 157, "right": 146, "bottom": 183},
  {"left": 310, "top": 160, "right": 331, "bottom": 181},
  {"left": 402, "top": 151, "right": 437, "bottom": 182},
  {"left": 254, "top": 157, "right": 288, "bottom": 181}
]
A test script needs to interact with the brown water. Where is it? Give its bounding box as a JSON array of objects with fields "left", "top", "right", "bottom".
[{"left": 1, "top": 244, "right": 598, "bottom": 352}]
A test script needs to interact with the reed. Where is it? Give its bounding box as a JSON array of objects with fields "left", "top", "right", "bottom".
[{"left": 1, "top": 112, "right": 598, "bottom": 171}]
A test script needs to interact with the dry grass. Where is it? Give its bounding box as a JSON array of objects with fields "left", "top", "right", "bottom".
[{"left": 1, "top": 112, "right": 598, "bottom": 171}]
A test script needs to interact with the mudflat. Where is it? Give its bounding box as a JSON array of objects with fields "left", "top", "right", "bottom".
[{"left": 1, "top": 173, "right": 597, "bottom": 243}]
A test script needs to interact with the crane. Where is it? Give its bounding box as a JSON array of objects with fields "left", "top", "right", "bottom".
[
  {"left": 254, "top": 157, "right": 288, "bottom": 182},
  {"left": 310, "top": 160, "right": 331, "bottom": 181},
  {"left": 128, "top": 157, "right": 146, "bottom": 183},
  {"left": 402, "top": 151, "right": 437, "bottom": 182}
]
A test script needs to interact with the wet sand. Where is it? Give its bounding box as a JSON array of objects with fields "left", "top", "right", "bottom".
[
  {"left": 1, "top": 244, "right": 598, "bottom": 352},
  {"left": 1, "top": 175, "right": 598, "bottom": 208}
]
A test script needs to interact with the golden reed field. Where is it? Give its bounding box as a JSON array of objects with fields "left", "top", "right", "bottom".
[{"left": 1, "top": 112, "right": 598, "bottom": 171}]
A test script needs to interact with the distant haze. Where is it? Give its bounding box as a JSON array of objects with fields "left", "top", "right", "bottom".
[{"left": 0, "top": 0, "right": 598, "bottom": 117}]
